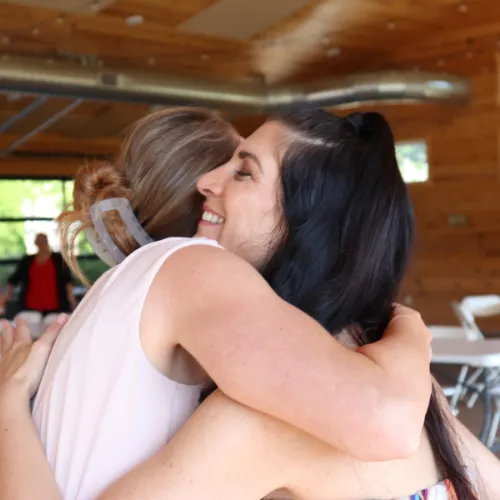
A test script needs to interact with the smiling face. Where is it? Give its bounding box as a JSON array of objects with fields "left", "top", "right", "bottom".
[{"left": 196, "top": 121, "right": 287, "bottom": 268}]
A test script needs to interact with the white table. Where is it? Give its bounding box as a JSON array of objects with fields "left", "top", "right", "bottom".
[
  {"left": 432, "top": 338, "right": 500, "bottom": 367},
  {"left": 429, "top": 325, "right": 469, "bottom": 340},
  {"left": 431, "top": 338, "right": 500, "bottom": 448}
]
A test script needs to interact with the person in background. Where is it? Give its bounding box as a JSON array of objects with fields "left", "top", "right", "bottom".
[{"left": 0, "top": 233, "right": 76, "bottom": 316}]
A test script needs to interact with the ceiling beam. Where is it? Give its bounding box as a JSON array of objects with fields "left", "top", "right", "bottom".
[
  {"left": 0, "top": 133, "right": 120, "bottom": 156},
  {"left": 0, "top": 157, "right": 86, "bottom": 177}
]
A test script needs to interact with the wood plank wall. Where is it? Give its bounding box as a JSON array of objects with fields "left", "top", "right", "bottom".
[
  {"left": 352, "top": 68, "right": 500, "bottom": 329},
  {"left": 380, "top": 68, "right": 500, "bottom": 329}
]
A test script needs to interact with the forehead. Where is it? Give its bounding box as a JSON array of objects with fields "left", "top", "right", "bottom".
[
  {"left": 242, "top": 121, "right": 286, "bottom": 153},
  {"left": 238, "top": 121, "right": 287, "bottom": 167}
]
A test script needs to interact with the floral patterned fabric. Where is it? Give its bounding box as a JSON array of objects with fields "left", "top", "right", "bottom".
[{"left": 397, "top": 479, "right": 457, "bottom": 500}]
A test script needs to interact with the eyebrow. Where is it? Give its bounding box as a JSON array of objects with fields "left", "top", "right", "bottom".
[{"left": 238, "top": 150, "right": 263, "bottom": 173}]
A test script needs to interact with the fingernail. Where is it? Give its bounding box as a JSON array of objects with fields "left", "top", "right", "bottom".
[{"left": 56, "top": 313, "right": 69, "bottom": 325}]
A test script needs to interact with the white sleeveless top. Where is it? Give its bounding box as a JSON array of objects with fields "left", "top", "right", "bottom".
[{"left": 32, "top": 237, "right": 222, "bottom": 500}]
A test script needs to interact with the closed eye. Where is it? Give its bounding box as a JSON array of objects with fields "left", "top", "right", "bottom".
[{"left": 235, "top": 170, "right": 252, "bottom": 179}]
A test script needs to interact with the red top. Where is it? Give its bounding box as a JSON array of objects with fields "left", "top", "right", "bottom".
[{"left": 25, "top": 257, "right": 60, "bottom": 311}]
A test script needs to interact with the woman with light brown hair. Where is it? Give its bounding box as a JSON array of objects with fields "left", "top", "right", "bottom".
[{"left": 0, "top": 106, "right": 438, "bottom": 499}]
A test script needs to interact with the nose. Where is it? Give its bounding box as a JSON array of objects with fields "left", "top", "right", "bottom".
[{"left": 197, "top": 165, "right": 226, "bottom": 198}]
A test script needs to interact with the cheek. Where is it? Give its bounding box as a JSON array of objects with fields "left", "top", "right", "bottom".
[
  {"left": 223, "top": 183, "right": 280, "bottom": 241},
  {"left": 251, "top": 197, "right": 282, "bottom": 251}
]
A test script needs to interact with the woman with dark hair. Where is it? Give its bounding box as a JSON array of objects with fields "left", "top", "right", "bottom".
[
  {"left": 95, "top": 109, "right": 497, "bottom": 498},
  {"left": 0, "top": 108, "right": 465, "bottom": 499}
]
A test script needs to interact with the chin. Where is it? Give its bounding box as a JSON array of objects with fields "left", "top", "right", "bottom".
[{"left": 195, "top": 225, "right": 222, "bottom": 241}]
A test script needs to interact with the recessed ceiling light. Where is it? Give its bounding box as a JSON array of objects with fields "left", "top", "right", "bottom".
[
  {"left": 326, "top": 47, "right": 341, "bottom": 57},
  {"left": 126, "top": 15, "right": 144, "bottom": 26}
]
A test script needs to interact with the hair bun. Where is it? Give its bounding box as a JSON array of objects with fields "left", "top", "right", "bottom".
[
  {"left": 345, "top": 112, "right": 364, "bottom": 137},
  {"left": 345, "top": 112, "right": 393, "bottom": 143},
  {"left": 73, "top": 162, "right": 131, "bottom": 211}
]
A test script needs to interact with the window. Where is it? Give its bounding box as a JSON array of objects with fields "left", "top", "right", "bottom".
[
  {"left": 0, "top": 178, "right": 106, "bottom": 286},
  {"left": 0, "top": 179, "right": 69, "bottom": 258},
  {"left": 395, "top": 141, "right": 429, "bottom": 183}
]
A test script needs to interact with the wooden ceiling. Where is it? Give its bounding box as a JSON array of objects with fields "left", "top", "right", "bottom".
[{"left": 0, "top": 0, "right": 499, "bottom": 173}]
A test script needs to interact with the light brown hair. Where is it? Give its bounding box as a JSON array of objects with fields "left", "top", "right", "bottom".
[{"left": 58, "top": 106, "right": 239, "bottom": 284}]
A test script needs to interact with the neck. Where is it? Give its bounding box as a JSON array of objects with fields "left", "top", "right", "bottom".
[{"left": 37, "top": 249, "right": 51, "bottom": 260}]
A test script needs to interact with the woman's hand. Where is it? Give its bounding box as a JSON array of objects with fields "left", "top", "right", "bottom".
[
  {"left": 0, "top": 315, "right": 67, "bottom": 405},
  {"left": 356, "top": 303, "right": 433, "bottom": 457},
  {"left": 0, "top": 317, "right": 66, "bottom": 500},
  {"left": 387, "top": 304, "right": 433, "bottom": 358}
]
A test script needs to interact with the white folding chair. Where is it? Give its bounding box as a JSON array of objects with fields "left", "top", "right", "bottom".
[
  {"left": 486, "top": 385, "right": 500, "bottom": 448},
  {"left": 429, "top": 325, "right": 469, "bottom": 340},
  {"left": 451, "top": 300, "right": 485, "bottom": 342},
  {"left": 452, "top": 295, "right": 500, "bottom": 409}
]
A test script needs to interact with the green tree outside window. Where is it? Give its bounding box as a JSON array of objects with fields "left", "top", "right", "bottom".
[{"left": 395, "top": 141, "right": 429, "bottom": 183}]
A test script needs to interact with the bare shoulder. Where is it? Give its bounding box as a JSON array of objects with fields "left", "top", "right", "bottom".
[{"left": 155, "top": 243, "right": 274, "bottom": 307}]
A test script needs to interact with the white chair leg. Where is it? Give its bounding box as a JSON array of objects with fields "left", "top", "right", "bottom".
[
  {"left": 464, "top": 367, "right": 484, "bottom": 395},
  {"left": 486, "top": 400, "right": 500, "bottom": 448},
  {"left": 467, "top": 368, "right": 500, "bottom": 409},
  {"left": 450, "top": 365, "right": 470, "bottom": 412}
]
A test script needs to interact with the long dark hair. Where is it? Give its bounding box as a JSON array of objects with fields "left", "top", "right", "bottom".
[{"left": 260, "top": 108, "right": 474, "bottom": 498}]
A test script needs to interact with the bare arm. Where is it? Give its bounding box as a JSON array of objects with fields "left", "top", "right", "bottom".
[
  {"left": 0, "top": 319, "right": 65, "bottom": 500},
  {"left": 453, "top": 415, "right": 500, "bottom": 498},
  {"left": 0, "top": 402, "right": 61, "bottom": 500},
  {"left": 162, "top": 245, "right": 432, "bottom": 460},
  {"left": 99, "top": 390, "right": 436, "bottom": 500},
  {"left": 100, "top": 391, "right": 294, "bottom": 500},
  {"left": 431, "top": 379, "right": 500, "bottom": 498}
]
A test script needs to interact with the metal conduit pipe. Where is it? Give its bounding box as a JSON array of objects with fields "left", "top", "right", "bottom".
[{"left": 0, "top": 56, "right": 471, "bottom": 112}]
